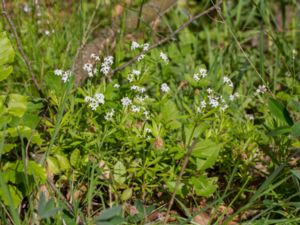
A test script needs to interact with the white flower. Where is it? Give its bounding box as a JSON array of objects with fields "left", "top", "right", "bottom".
[
  {"left": 193, "top": 74, "right": 200, "bottom": 81},
  {"left": 130, "top": 85, "right": 139, "bottom": 91},
  {"left": 94, "top": 93, "right": 105, "bottom": 104},
  {"left": 160, "top": 52, "right": 169, "bottom": 64},
  {"left": 139, "top": 87, "right": 146, "bottom": 93},
  {"left": 103, "top": 56, "right": 114, "bottom": 65},
  {"left": 121, "top": 97, "right": 132, "bottom": 107},
  {"left": 84, "top": 96, "right": 93, "bottom": 103},
  {"left": 54, "top": 69, "right": 72, "bottom": 83},
  {"left": 23, "top": 4, "right": 30, "bottom": 13},
  {"left": 137, "top": 54, "right": 145, "bottom": 61},
  {"left": 207, "top": 88, "right": 213, "bottom": 94},
  {"left": 83, "top": 63, "right": 93, "bottom": 72},
  {"left": 200, "top": 100, "right": 206, "bottom": 108},
  {"left": 209, "top": 98, "right": 219, "bottom": 108},
  {"left": 199, "top": 68, "right": 207, "bottom": 78},
  {"left": 54, "top": 69, "right": 63, "bottom": 76},
  {"left": 113, "top": 83, "right": 120, "bottom": 89},
  {"left": 143, "top": 110, "right": 150, "bottom": 119},
  {"left": 132, "top": 70, "right": 141, "bottom": 76},
  {"left": 104, "top": 109, "right": 115, "bottom": 121},
  {"left": 131, "top": 41, "right": 140, "bottom": 50},
  {"left": 85, "top": 93, "right": 105, "bottom": 110},
  {"left": 197, "top": 107, "right": 201, "bottom": 113},
  {"left": 220, "top": 104, "right": 228, "bottom": 111},
  {"left": 61, "top": 70, "right": 72, "bottom": 83},
  {"left": 127, "top": 74, "right": 134, "bottom": 82},
  {"left": 246, "top": 114, "right": 255, "bottom": 120},
  {"left": 223, "top": 76, "right": 233, "bottom": 88},
  {"left": 100, "top": 66, "right": 110, "bottom": 75},
  {"left": 90, "top": 53, "right": 100, "bottom": 61},
  {"left": 45, "top": 30, "right": 50, "bottom": 36},
  {"left": 145, "top": 128, "right": 151, "bottom": 133},
  {"left": 131, "top": 105, "right": 141, "bottom": 113},
  {"left": 143, "top": 43, "right": 150, "bottom": 51},
  {"left": 85, "top": 97, "right": 99, "bottom": 111},
  {"left": 161, "top": 83, "right": 170, "bottom": 93},
  {"left": 256, "top": 85, "right": 267, "bottom": 94},
  {"left": 136, "top": 95, "right": 145, "bottom": 102},
  {"left": 100, "top": 56, "right": 114, "bottom": 75}
]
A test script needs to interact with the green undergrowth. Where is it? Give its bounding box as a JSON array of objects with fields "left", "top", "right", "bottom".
[{"left": 0, "top": 0, "right": 300, "bottom": 224}]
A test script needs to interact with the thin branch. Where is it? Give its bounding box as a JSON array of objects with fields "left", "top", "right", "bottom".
[
  {"left": 1, "top": 0, "right": 44, "bottom": 98},
  {"left": 163, "top": 138, "right": 199, "bottom": 225},
  {"left": 110, "top": 0, "right": 223, "bottom": 77}
]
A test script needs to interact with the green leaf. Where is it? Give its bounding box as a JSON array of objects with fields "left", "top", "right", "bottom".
[
  {"left": 0, "top": 32, "right": 15, "bottom": 81},
  {"left": 55, "top": 153, "right": 71, "bottom": 171},
  {"left": 95, "top": 205, "right": 122, "bottom": 221},
  {"left": 114, "top": 161, "right": 126, "bottom": 184},
  {"left": 121, "top": 188, "right": 132, "bottom": 201},
  {"left": 268, "top": 98, "right": 293, "bottom": 126},
  {"left": 26, "top": 161, "right": 47, "bottom": 183},
  {"left": 291, "top": 170, "right": 300, "bottom": 180},
  {"left": 37, "top": 192, "right": 60, "bottom": 219},
  {"left": 7, "top": 94, "right": 28, "bottom": 118},
  {"left": 268, "top": 126, "right": 291, "bottom": 136},
  {"left": 192, "top": 140, "right": 221, "bottom": 171},
  {"left": 189, "top": 176, "right": 217, "bottom": 197},
  {"left": 70, "top": 149, "right": 81, "bottom": 167},
  {"left": 46, "top": 156, "right": 60, "bottom": 174},
  {"left": 0, "top": 183, "right": 22, "bottom": 208},
  {"left": 291, "top": 121, "right": 300, "bottom": 137}
]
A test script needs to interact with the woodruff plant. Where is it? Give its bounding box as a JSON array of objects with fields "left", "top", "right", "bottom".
[{"left": 51, "top": 38, "right": 268, "bottom": 202}]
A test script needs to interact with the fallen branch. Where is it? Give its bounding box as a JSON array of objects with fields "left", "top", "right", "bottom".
[
  {"left": 110, "top": 0, "right": 223, "bottom": 77},
  {"left": 1, "top": 0, "right": 44, "bottom": 98}
]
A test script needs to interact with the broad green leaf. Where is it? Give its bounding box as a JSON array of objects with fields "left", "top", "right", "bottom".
[
  {"left": 114, "top": 161, "right": 126, "bottom": 184},
  {"left": 189, "top": 176, "right": 217, "bottom": 197},
  {"left": 268, "top": 98, "right": 293, "bottom": 126},
  {"left": 26, "top": 161, "right": 47, "bottom": 183},
  {"left": 0, "top": 183, "right": 22, "bottom": 208},
  {"left": 121, "top": 188, "right": 132, "bottom": 201},
  {"left": 291, "top": 170, "right": 300, "bottom": 180},
  {"left": 291, "top": 121, "right": 300, "bottom": 137},
  {"left": 192, "top": 139, "right": 221, "bottom": 171},
  {"left": 0, "top": 32, "right": 15, "bottom": 81},
  {"left": 70, "top": 149, "right": 80, "bottom": 167},
  {"left": 7, "top": 94, "right": 28, "bottom": 118},
  {"left": 47, "top": 156, "right": 60, "bottom": 174},
  {"left": 95, "top": 205, "right": 122, "bottom": 221},
  {"left": 5, "top": 126, "right": 42, "bottom": 146},
  {"left": 55, "top": 153, "right": 71, "bottom": 171}
]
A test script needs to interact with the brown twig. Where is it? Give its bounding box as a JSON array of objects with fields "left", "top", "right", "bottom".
[
  {"left": 1, "top": 0, "right": 44, "bottom": 98},
  {"left": 163, "top": 138, "right": 199, "bottom": 225},
  {"left": 110, "top": 0, "right": 223, "bottom": 77}
]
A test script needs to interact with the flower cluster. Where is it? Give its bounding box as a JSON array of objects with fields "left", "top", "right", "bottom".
[
  {"left": 256, "top": 85, "right": 267, "bottom": 94},
  {"left": 104, "top": 109, "right": 115, "bottom": 121},
  {"left": 193, "top": 68, "right": 208, "bottom": 81},
  {"left": 100, "top": 56, "right": 114, "bottom": 75},
  {"left": 54, "top": 69, "right": 72, "bottom": 83},
  {"left": 127, "top": 69, "right": 141, "bottom": 82},
  {"left": 161, "top": 83, "right": 170, "bottom": 93},
  {"left": 130, "top": 41, "right": 150, "bottom": 61},
  {"left": 160, "top": 52, "right": 169, "bottom": 64},
  {"left": 82, "top": 53, "right": 101, "bottom": 77},
  {"left": 223, "top": 76, "right": 233, "bottom": 88},
  {"left": 84, "top": 93, "right": 105, "bottom": 110}
]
